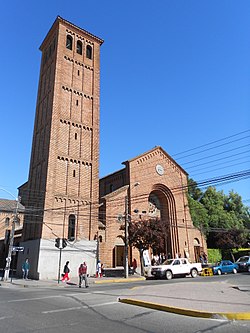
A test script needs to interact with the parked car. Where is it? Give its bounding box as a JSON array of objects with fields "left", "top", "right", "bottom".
[
  {"left": 212, "top": 260, "right": 238, "bottom": 275},
  {"left": 150, "top": 258, "right": 202, "bottom": 280},
  {"left": 236, "top": 256, "right": 250, "bottom": 272}
]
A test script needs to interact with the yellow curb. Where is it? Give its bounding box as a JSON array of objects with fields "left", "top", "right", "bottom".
[
  {"left": 94, "top": 277, "right": 145, "bottom": 284},
  {"left": 118, "top": 298, "right": 250, "bottom": 321}
]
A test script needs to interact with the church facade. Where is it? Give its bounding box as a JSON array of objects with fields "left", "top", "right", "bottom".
[{"left": 98, "top": 146, "right": 206, "bottom": 269}]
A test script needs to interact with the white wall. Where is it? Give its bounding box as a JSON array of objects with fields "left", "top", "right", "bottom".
[{"left": 17, "top": 239, "right": 97, "bottom": 280}]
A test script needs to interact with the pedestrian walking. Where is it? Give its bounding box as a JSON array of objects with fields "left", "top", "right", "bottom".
[
  {"left": 101, "top": 263, "right": 104, "bottom": 277},
  {"left": 132, "top": 258, "right": 137, "bottom": 274},
  {"left": 78, "top": 262, "right": 89, "bottom": 288},
  {"left": 62, "top": 261, "right": 70, "bottom": 282},
  {"left": 96, "top": 260, "right": 102, "bottom": 277},
  {"left": 22, "top": 258, "right": 30, "bottom": 280}
]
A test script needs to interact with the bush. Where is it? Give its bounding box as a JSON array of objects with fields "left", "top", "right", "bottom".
[{"left": 207, "top": 249, "right": 221, "bottom": 264}]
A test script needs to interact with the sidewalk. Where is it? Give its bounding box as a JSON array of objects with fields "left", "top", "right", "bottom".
[
  {"left": 0, "top": 274, "right": 145, "bottom": 288},
  {"left": 1, "top": 276, "right": 250, "bottom": 321},
  {"left": 119, "top": 280, "right": 250, "bottom": 321}
]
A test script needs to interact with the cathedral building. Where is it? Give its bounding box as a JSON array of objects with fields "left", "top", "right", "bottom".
[{"left": 14, "top": 17, "right": 206, "bottom": 279}]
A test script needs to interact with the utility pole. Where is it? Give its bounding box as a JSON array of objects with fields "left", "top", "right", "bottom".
[
  {"left": 124, "top": 195, "right": 129, "bottom": 278},
  {"left": 4, "top": 197, "right": 20, "bottom": 281},
  {"left": 96, "top": 231, "right": 99, "bottom": 263},
  {"left": 124, "top": 182, "right": 140, "bottom": 279}
]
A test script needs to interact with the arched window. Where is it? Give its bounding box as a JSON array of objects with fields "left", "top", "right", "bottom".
[
  {"left": 5, "top": 217, "right": 10, "bottom": 227},
  {"left": 68, "top": 214, "right": 76, "bottom": 241},
  {"left": 66, "top": 35, "right": 73, "bottom": 50},
  {"left": 86, "top": 45, "right": 92, "bottom": 59},
  {"left": 194, "top": 238, "right": 200, "bottom": 246},
  {"left": 76, "top": 40, "right": 82, "bottom": 55}
]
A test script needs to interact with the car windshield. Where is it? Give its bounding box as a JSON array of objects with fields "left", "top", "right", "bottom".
[
  {"left": 236, "top": 257, "right": 249, "bottom": 263},
  {"left": 162, "top": 259, "right": 174, "bottom": 265}
]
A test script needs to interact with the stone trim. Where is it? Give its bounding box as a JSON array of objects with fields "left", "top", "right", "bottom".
[
  {"left": 59, "top": 119, "right": 92, "bottom": 131},
  {"left": 54, "top": 196, "right": 90, "bottom": 205},
  {"left": 62, "top": 85, "right": 93, "bottom": 100},
  {"left": 64, "top": 55, "right": 93, "bottom": 71},
  {"left": 135, "top": 149, "right": 181, "bottom": 175},
  {"left": 57, "top": 155, "right": 92, "bottom": 166}
]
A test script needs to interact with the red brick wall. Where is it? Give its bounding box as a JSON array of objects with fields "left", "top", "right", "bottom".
[
  {"left": 99, "top": 147, "right": 206, "bottom": 266},
  {"left": 22, "top": 17, "right": 103, "bottom": 242}
]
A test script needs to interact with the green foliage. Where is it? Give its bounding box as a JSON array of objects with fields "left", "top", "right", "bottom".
[
  {"left": 187, "top": 196, "right": 209, "bottom": 233},
  {"left": 207, "top": 248, "right": 221, "bottom": 264},
  {"left": 187, "top": 178, "right": 250, "bottom": 251},
  {"left": 188, "top": 178, "right": 203, "bottom": 200}
]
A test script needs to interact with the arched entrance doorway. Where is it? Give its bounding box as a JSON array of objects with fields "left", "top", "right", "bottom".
[
  {"left": 194, "top": 238, "right": 202, "bottom": 262},
  {"left": 149, "top": 184, "right": 179, "bottom": 258}
]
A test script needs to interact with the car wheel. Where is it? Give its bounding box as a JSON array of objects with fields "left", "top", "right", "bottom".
[
  {"left": 190, "top": 268, "right": 198, "bottom": 278},
  {"left": 166, "top": 270, "right": 173, "bottom": 280},
  {"left": 232, "top": 268, "right": 237, "bottom": 274},
  {"left": 217, "top": 269, "right": 222, "bottom": 275}
]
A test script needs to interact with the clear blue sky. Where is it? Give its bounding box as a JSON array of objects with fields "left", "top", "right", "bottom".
[{"left": 0, "top": 1, "right": 249, "bottom": 205}]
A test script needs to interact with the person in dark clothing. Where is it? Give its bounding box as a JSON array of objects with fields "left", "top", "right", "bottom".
[
  {"left": 62, "top": 261, "right": 70, "bottom": 282},
  {"left": 22, "top": 258, "right": 30, "bottom": 280},
  {"left": 78, "top": 261, "right": 89, "bottom": 288},
  {"left": 132, "top": 258, "right": 137, "bottom": 274}
]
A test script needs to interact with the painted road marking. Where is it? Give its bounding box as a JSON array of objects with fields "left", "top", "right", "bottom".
[
  {"left": 42, "top": 301, "right": 117, "bottom": 314},
  {"left": 0, "top": 316, "right": 13, "bottom": 321},
  {"left": 7, "top": 295, "right": 62, "bottom": 303}
]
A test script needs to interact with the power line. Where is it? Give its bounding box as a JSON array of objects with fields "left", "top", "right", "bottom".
[
  {"left": 181, "top": 143, "right": 250, "bottom": 166},
  {"left": 186, "top": 150, "right": 250, "bottom": 171},
  {"left": 192, "top": 160, "right": 250, "bottom": 177},
  {"left": 16, "top": 170, "right": 248, "bottom": 216},
  {"left": 176, "top": 135, "right": 250, "bottom": 161},
  {"left": 173, "top": 129, "right": 250, "bottom": 157}
]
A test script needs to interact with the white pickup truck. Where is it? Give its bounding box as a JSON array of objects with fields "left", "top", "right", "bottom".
[{"left": 150, "top": 258, "right": 202, "bottom": 280}]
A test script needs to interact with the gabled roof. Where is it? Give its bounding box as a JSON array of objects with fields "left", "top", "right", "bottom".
[
  {"left": 101, "top": 185, "right": 129, "bottom": 201},
  {"left": 122, "top": 146, "right": 188, "bottom": 175},
  {"left": 0, "top": 199, "right": 25, "bottom": 213},
  {"left": 99, "top": 167, "right": 126, "bottom": 182}
]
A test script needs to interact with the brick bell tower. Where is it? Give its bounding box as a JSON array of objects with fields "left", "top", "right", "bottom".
[{"left": 20, "top": 17, "right": 103, "bottom": 279}]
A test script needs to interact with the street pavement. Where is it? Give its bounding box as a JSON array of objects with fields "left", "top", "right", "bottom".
[{"left": 1, "top": 274, "right": 250, "bottom": 321}]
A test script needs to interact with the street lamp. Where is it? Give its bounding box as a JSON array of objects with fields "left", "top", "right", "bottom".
[{"left": 0, "top": 188, "right": 20, "bottom": 281}]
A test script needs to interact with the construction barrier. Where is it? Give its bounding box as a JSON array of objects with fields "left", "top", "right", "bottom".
[{"left": 200, "top": 267, "right": 213, "bottom": 276}]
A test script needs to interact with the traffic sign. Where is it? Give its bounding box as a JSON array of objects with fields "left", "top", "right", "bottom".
[{"left": 12, "top": 246, "right": 24, "bottom": 252}]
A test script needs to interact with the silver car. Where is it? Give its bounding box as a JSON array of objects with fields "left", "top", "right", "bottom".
[{"left": 236, "top": 256, "right": 250, "bottom": 272}]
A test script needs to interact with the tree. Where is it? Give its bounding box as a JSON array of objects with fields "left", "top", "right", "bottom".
[
  {"left": 187, "top": 179, "right": 250, "bottom": 250},
  {"left": 188, "top": 178, "right": 203, "bottom": 201},
  {"left": 187, "top": 196, "right": 209, "bottom": 234},
  {"left": 208, "top": 228, "right": 247, "bottom": 262},
  {"left": 188, "top": 178, "right": 209, "bottom": 233},
  {"left": 119, "top": 217, "right": 168, "bottom": 275},
  {"left": 224, "top": 191, "right": 250, "bottom": 228}
]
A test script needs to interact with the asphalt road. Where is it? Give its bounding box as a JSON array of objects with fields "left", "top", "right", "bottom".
[{"left": 0, "top": 274, "right": 249, "bottom": 333}]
